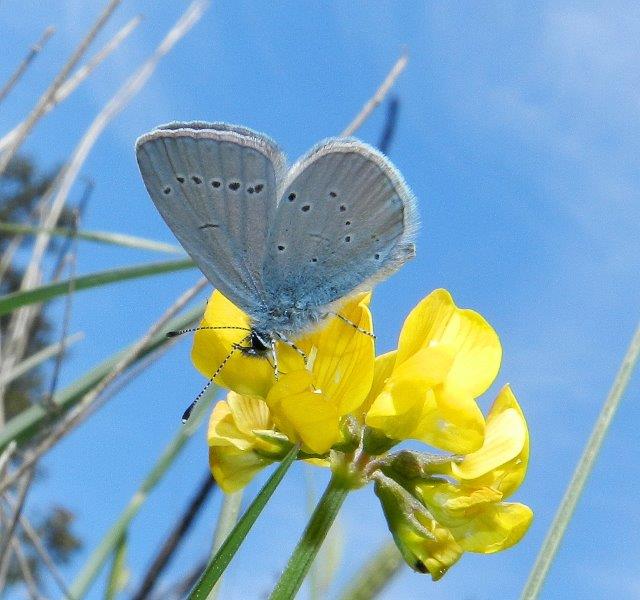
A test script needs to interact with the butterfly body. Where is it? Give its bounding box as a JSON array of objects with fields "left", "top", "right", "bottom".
[{"left": 136, "top": 122, "right": 418, "bottom": 349}]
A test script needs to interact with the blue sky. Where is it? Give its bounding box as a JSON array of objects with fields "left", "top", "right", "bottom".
[{"left": 2, "top": 1, "right": 640, "bottom": 598}]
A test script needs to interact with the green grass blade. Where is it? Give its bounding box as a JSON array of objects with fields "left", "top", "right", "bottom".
[
  {"left": 207, "top": 490, "right": 244, "bottom": 600},
  {"left": 0, "top": 221, "right": 185, "bottom": 255},
  {"left": 0, "top": 302, "right": 205, "bottom": 452},
  {"left": 269, "top": 475, "right": 349, "bottom": 600},
  {"left": 1, "top": 332, "right": 83, "bottom": 386},
  {"left": 0, "top": 259, "right": 195, "bottom": 317},
  {"left": 337, "top": 541, "right": 402, "bottom": 600},
  {"left": 68, "top": 389, "right": 215, "bottom": 600},
  {"left": 521, "top": 322, "right": 640, "bottom": 599},
  {"left": 188, "top": 444, "right": 300, "bottom": 600},
  {"left": 103, "top": 532, "right": 129, "bottom": 600}
]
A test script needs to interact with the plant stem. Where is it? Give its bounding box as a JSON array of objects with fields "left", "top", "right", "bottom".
[
  {"left": 188, "top": 444, "right": 300, "bottom": 599},
  {"left": 269, "top": 475, "right": 349, "bottom": 600},
  {"left": 521, "top": 322, "right": 640, "bottom": 599}
]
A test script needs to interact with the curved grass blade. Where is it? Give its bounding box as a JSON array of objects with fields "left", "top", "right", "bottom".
[
  {"left": 68, "top": 388, "right": 215, "bottom": 599},
  {"left": 0, "top": 302, "right": 205, "bottom": 453},
  {"left": 0, "top": 258, "right": 194, "bottom": 317},
  {"left": 187, "top": 444, "right": 300, "bottom": 599},
  {"left": 268, "top": 476, "right": 349, "bottom": 600},
  {"left": 104, "top": 531, "right": 129, "bottom": 600},
  {"left": 0, "top": 221, "right": 184, "bottom": 255}
]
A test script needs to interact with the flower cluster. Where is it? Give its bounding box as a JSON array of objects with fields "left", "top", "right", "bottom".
[{"left": 193, "top": 288, "right": 532, "bottom": 579}]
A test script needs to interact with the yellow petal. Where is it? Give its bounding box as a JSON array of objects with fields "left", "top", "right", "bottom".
[
  {"left": 416, "top": 481, "right": 533, "bottom": 554},
  {"left": 452, "top": 502, "right": 533, "bottom": 553},
  {"left": 427, "top": 383, "right": 485, "bottom": 453},
  {"left": 357, "top": 351, "right": 397, "bottom": 419},
  {"left": 279, "top": 391, "right": 341, "bottom": 454},
  {"left": 365, "top": 345, "right": 453, "bottom": 440},
  {"left": 207, "top": 398, "right": 252, "bottom": 450},
  {"left": 299, "top": 293, "right": 375, "bottom": 415},
  {"left": 266, "top": 371, "right": 341, "bottom": 454},
  {"left": 396, "top": 289, "right": 502, "bottom": 397},
  {"left": 452, "top": 385, "right": 529, "bottom": 497},
  {"left": 226, "top": 392, "right": 272, "bottom": 437},
  {"left": 209, "top": 445, "right": 274, "bottom": 493}
]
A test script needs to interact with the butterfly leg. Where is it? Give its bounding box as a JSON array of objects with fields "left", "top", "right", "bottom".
[
  {"left": 271, "top": 340, "right": 280, "bottom": 380},
  {"left": 330, "top": 313, "right": 376, "bottom": 339},
  {"left": 274, "top": 332, "right": 308, "bottom": 365}
]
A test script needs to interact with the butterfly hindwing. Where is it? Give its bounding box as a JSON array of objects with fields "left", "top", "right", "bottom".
[{"left": 263, "top": 139, "right": 417, "bottom": 311}]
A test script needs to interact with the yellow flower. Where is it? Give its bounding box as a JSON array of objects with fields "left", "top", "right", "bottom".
[
  {"left": 208, "top": 391, "right": 283, "bottom": 492},
  {"left": 374, "top": 471, "right": 463, "bottom": 580},
  {"left": 366, "top": 289, "right": 501, "bottom": 454},
  {"left": 191, "top": 290, "right": 303, "bottom": 398},
  {"left": 195, "top": 291, "right": 374, "bottom": 458},
  {"left": 412, "top": 385, "right": 532, "bottom": 555}
]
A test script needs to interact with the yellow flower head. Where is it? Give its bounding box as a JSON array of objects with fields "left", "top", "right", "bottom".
[
  {"left": 194, "top": 287, "right": 531, "bottom": 577},
  {"left": 365, "top": 289, "right": 502, "bottom": 453}
]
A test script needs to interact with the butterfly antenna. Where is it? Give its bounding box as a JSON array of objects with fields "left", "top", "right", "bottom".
[
  {"left": 167, "top": 325, "right": 251, "bottom": 338},
  {"left": 181, "top": 346, "right": 237, "bottom": 423},
  {"left": 332, "top": 313, "right": 376, "bottom": 339}
]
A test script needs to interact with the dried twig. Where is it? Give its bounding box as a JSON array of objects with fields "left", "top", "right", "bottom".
[
  {"left": 0, "top": 0, "right": 122, "bottom": 175},
  {"left": 0, "top": 26, "right": 56, "bottom": 106},
  {"left": 132, "top": 472, "right": 215, "bottom": 600},
  {"left": 0, "top": 277, "right": 208, "bottom": 496},
  {"left": 0, "top": 0, "right": 208, "bottom": 425},
  {"left": 340, "top": 52, "right": 408, "bottom": 137},
  {"left": 0, "top": 468, "right": 35, "bottom": 574},
  {"left": 18, "top": 511, "right": 72, "bottom": 599},
  {"left": 0, "top": 16, "right": 142, "bottom": 153},
  {"left": 377, "top": 96, "right": 400, "bottom": 154},
  {"left": 12, "top": 537, "right": 44, "bottom": 600}
]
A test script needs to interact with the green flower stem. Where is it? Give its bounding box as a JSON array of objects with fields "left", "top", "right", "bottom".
[
  {"left": 521, "top": 322, "right": 640, "bottom": 599},
  {"left": 188, "top": 444, "right": 300, "bottom": 599},
  {"left": 67, "top": 389, "right": 214, "bottom": 599},
  {"left": 269, "top": 474, "right": 350, "bottom": 600},
  {"left": 207, "top": 490, "right": 244, "bottom": 600}
]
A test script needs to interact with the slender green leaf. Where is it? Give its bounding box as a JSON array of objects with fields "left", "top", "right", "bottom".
[
  {"left": 0, "top": 259, "right": 195, "bottom": 317},
  {"left": 104, "top": 532, "right": 129, "bottom": 600},
  {"left": 521, "top": 322, "right": 640, "bottom": 599},
  {"left": 0, "top": 221, "right": 185, "bottom": 255},
  {"left": 0, "top": 332, "right": 83, "bottom": 386},
  {"left": 0, "top": 302, "right": 205, "bottom": 453},
  {"left": 269, "top": 475, "right": 349, "bottom": 600},
  {"left": 188, "top": 444, "right": 300, "bottom": 600},
  {"left": 208, "top": 490, "right": 244, "bottom": 600},
  {"left": 337, "top": 541, "right": 402, "bottom": 600},
  {"left": 68, "top": 389, "right": 215, "bottom": 600}
]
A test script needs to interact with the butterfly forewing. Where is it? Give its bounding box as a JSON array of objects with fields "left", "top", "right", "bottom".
[
  {"left": 263, "top": 139, "right": 417, "bottom": 310},
  {"left": 136, "top": 123, "right": 286, "bottom": 316}
]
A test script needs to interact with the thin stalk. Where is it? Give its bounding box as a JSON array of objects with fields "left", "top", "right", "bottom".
[
  {"left": 187, "top": 445, "right": 300, "bottom": 599},
  {"left": 269, "top": 475, "right": 349, "bottom": 600},
  {"left": 521, "top": 322, "right": 640, "bottom": 599},
  {"left": 207, "top": 490, "right": 244, "bottom": 600},
  {"left": 0, "top": 26, "right": 56, "bottom": 105},
  {"left": 67, "top": 388, "right": 215, "bottom": 600},
  {"left": 337, "top": 541, "right": 402, "bottom": 600}
]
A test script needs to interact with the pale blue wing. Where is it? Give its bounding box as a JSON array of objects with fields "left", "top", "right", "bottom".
[
  {"left": 136, "top": 122, "right": 286, "bottom": 315},
  {"left": 263, "top": 139, "right": 418, "bottom": 311}
]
